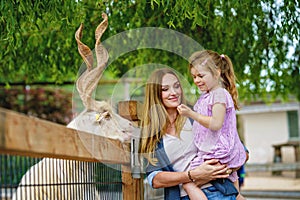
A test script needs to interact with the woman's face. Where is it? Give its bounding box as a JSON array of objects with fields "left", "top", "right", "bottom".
[{"left": 161, "top": 73, "right": 182, "bottom": 109}]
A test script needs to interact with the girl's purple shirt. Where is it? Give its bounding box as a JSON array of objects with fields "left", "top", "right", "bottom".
[{"left": 190, "top": 87, "right": 246, "bottom": 182}]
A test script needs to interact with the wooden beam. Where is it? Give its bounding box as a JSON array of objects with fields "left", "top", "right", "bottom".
[
  {"left": 118, "top": 101, "right": 144, "bottom": 200},
  {"left": 0, "top": 107, "right": 130, "bottom": 163},
  {"left": 122, "top": 165, "right": 144, "bottom": 200}
]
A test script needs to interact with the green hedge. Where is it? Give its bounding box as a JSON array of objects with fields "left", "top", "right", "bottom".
[{"left": 0, "top": 86, "right": 73, "bottom": 125}]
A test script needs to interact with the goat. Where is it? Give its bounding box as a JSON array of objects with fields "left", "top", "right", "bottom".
[
  {"left": 67, "top": 12, "right": 134, "bottom": 142},
  {"left": 12, "top": 13, "right": 134, "bottom": 200}
]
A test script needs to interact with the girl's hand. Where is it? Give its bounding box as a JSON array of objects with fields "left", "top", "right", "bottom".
[
  {"left": 236, "top": 193, "right": 246, "bottom": 200},
  {"left": 177, "top": 104, "right": 192, "bottom": 117}
]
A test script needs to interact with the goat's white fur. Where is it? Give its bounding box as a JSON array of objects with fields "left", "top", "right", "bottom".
[{"left": 12, "top": 158, "right": 101, "bottom": 200}]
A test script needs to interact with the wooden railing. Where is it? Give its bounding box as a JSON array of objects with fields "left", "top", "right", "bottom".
[
  {"left": 272, "top": 141, "right": 300, "bottom": 177},
  {"left": 245, "top": 140, "right": 300, "bottom": 178},
  {"left": 0, "top": 101, "right": 143, "bottom": 200}
]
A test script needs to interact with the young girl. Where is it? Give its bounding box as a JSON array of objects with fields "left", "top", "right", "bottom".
[{"left": 177, "top": 50, "right": 247, "bottom": 200}]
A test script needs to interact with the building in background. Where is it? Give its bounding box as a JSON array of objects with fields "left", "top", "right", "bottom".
[{"left": 237, "top": 101, "right": 300, "bottom": 164}]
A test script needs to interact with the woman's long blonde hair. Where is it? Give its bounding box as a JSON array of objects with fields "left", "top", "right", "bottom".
[
  {"left": 139, "top": 68, "right": 186, "bottom": 165},
  {"left": 189, "top": 50, "right": 240, "bottom": 110}
]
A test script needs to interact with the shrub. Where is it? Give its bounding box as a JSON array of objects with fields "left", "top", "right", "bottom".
[{"left": 0, "top": 86, "right": 73, "bottom": 125}]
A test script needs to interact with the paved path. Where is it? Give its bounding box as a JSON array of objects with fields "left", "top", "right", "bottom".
[{"left": 242, "top": 176, "right": 300, "bottom": 191}]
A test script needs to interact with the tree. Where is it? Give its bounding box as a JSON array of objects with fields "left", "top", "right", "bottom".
[{"left": 1, "top": 0, "right": 299, "bottom": 102}]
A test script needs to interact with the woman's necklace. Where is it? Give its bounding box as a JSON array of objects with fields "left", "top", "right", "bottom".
[
  {"left": 168, "top": 123, "right": 175, "bottom": 128},
  {"left": 166, "top": 113, "right": 177, "bottom": 134},
  {"left": 166, "top": 123, "right": 176, "bottom": 135},
  {"left": 168, "top": 119, "right": 176, "bottom": 127}
]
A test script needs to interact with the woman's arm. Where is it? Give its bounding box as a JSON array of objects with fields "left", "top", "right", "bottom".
[
  {"left": 151, "top": 159, "right": 229, "bottom": 188},
  {"left": 152, "top": 171, "right": 190, "bottom": 188}
]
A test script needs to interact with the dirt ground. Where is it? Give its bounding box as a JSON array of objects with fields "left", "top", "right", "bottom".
[{"left": 241, "top": 171, "right": 300, "bottom": 191}]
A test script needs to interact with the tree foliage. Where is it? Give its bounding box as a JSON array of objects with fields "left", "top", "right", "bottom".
[{"left": 1, "top": 0, "right": 299, "bottom": 102}]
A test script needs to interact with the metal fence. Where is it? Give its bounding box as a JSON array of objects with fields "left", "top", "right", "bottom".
[{"left": 0, "top": 155, "right": 122, "bottom": 200}]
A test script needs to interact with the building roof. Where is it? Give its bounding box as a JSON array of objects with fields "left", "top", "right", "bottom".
[{"left": 237, "top": 102, "right": 300, "bottom": 115}]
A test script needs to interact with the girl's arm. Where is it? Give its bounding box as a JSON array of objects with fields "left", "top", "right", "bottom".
[
  {"left": 151, "top": 159, "right": 229, "bottom": 188},
  {"left": 177, "top": 103, "right": 225, "bottom": 131}
]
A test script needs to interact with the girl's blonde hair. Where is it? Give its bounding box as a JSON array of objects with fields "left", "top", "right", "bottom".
[
  {"left": 139, "top": 68, "right": 186, "bottom": 165},
  {"left": 189, "top": 50, "right": 239, "bottom": 110}
]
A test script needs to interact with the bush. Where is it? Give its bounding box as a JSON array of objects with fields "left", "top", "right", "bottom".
[{"left": 0, "top": 86, "right": 73, "bottom": 125}]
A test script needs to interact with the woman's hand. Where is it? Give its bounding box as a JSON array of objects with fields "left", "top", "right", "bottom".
[{"left": 189, "top": 159, "right": 229, "bottom": 186}]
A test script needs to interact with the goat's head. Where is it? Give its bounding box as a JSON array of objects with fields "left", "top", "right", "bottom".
[{"left": 67, "top": 13, "right": 133, "bottom": 143}]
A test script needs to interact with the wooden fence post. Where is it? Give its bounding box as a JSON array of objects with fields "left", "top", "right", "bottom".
[{"left": 118, "top": 101, "right": 144, "bottom": 200}]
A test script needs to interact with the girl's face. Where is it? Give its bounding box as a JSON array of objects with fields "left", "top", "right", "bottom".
[
  {"left": 161, "top": 73, "right": 182, "bottom": 109},
  {"left": 191, "top": 66, "right": 220, "bottom": 92}
]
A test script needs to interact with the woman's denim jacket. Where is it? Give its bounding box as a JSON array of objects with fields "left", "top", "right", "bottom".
[{"left": 145, "top": 139, "right": 183, "bottom": 200}]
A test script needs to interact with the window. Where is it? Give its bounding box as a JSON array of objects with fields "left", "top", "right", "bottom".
[{"left": 288, "top": 110, "right": 299, "bottom": 140}]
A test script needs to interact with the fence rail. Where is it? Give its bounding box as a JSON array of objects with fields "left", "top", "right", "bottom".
[
  {"left": 245, "top": 162, "right": 300, "bottom": 172},
  {"left": 0, "top": 107, "right": 130, "bottom": 163}
]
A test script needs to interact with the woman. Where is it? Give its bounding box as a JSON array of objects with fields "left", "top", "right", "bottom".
[{"left": 139, "top": 68, "right": 239, "bottom": 200}]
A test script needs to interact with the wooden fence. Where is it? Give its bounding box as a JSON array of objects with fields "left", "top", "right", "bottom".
[{"left": 0, "top": 101, "right": 143, "bottom": 200}]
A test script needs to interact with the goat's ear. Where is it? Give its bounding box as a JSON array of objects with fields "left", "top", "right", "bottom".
[
  {"left": 75, "top": 23, "right": 93, "bottom": 69},
  {"left": 103, "top": 111, "right": 111, "bottom": 119}
]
